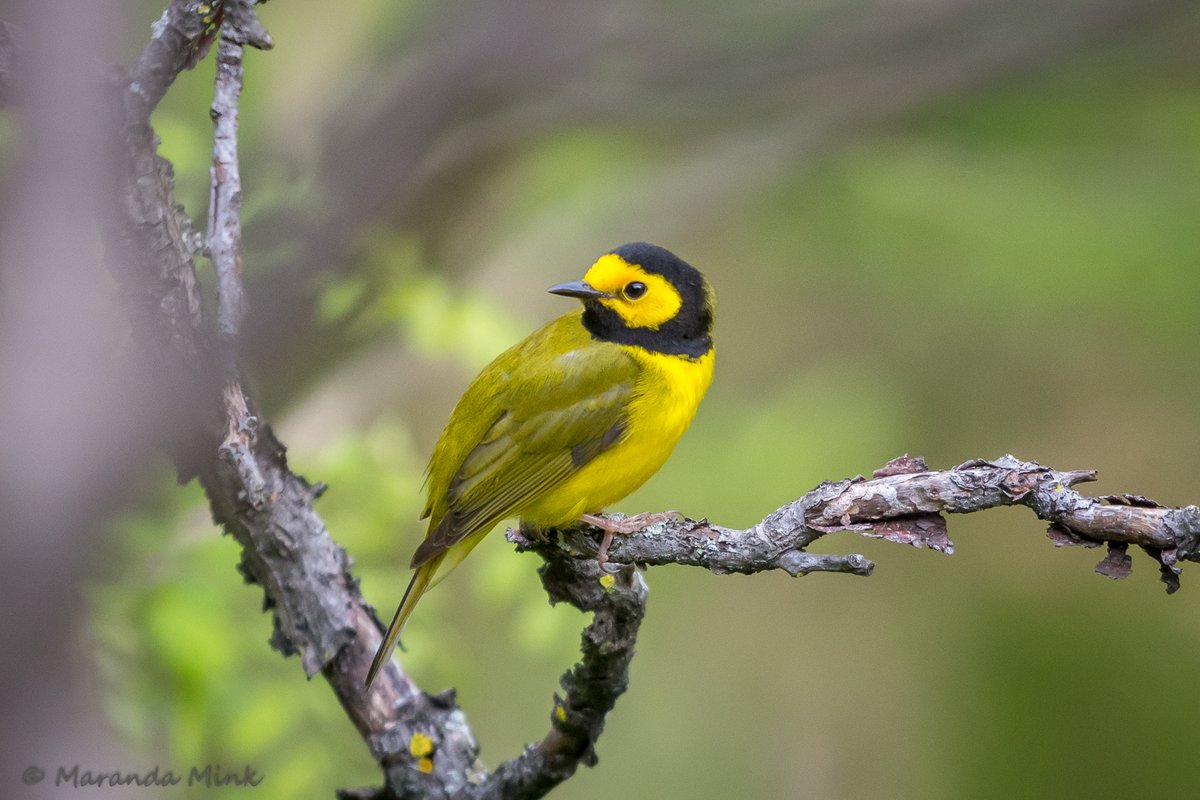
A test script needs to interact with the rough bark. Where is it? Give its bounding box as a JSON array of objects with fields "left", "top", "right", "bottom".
[{"left": 528, "top": 455, "right": 1200, "bottom": 593}]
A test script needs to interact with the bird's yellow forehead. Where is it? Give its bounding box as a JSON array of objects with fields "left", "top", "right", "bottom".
[
  {"left": 583, "top": 254, "right": 682, "bottom": 330},
  {"left": 582, "top": 253, "right": 649, "bottom": 293}
]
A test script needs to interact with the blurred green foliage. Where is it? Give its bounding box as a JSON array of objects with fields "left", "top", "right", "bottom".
[{"left": 82, "top": 2, "right": 1200, "bottom": 798}]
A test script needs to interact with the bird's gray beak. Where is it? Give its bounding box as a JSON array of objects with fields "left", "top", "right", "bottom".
[{"left": 547, "top": 280, "right": 612, "bottom": 300}]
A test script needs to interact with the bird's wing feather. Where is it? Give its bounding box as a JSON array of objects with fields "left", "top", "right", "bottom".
[{"left": 412, "top": 314, "right": 638, "bottom": 566}]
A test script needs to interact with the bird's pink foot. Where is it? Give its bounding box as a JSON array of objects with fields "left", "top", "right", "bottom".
[{"left": 580, "top": 511, "right": 682, "bottom": 571}]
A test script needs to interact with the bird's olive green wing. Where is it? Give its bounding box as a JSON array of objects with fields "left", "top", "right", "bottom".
[{"left": 411, "top": 318, "right": 639, "bottom": 567}]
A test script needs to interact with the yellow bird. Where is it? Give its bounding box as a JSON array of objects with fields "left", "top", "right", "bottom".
[{"left": 366, "top": 242, "right": 715, "bottom": 688}]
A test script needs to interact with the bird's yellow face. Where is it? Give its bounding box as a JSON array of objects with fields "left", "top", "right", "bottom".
[
  {"left": 580, "top": 253, "right": 682, "bottom": 331},
  {"left": 548, "top": 242, "right": 713, "bottom": 359}
]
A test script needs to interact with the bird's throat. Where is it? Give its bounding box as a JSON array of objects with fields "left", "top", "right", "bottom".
[{"left": 581, "top": 304, "right": 712, "bottom": 359}]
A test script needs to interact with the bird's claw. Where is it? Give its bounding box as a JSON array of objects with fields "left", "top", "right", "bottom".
[
  {"left": 596, "top": 528, "right": 617, "bottom": 571},
  {"left": 580, "top": 510, "right": 683, "bottom": 570}
]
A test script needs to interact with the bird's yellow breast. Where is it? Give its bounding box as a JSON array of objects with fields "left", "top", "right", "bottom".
[{"left": 520, "top": 343, "right": 714, "bottom": 525}]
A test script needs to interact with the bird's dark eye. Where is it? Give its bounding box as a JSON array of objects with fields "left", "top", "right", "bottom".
[{"left": 623, "top": 281, "right": 647, "bottom": 300}]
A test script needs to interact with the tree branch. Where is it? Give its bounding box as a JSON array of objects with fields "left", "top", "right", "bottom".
[
  {"left": 208, "top": 36, "right": 248, "bottom": 350},
  {"left": 527, "top": 455, "right": 1200, "bottom": 594},
  {"left": 478, "top": 553, "right": 647, "bottom": 799},
  {"left": 126, "top": 0, "right": 221, "bottom": 122}
]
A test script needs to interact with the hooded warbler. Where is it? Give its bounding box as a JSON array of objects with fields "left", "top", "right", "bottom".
[{"left": 366, "top": 242, "right": 714, "bottom": 688}]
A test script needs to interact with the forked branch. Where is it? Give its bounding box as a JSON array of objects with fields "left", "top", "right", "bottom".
[{"left": 539, "top": 454, "right": 1200, "bottom": 594}]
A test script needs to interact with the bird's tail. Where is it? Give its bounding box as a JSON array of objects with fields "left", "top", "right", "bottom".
[{"left": 365, "top": 555, "right": 439, "bottom": 689}]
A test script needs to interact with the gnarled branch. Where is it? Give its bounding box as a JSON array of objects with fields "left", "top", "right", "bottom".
[{"left": 533, "top": 455, "right": 1200, "bottom": 595}]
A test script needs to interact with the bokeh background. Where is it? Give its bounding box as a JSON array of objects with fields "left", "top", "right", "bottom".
[{"left": 2, "top": 0, "right": 1199, "bottom": 797}]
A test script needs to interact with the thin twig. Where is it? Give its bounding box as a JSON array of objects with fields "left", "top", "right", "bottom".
[
  {"left": 207, "top": 28, "right": 264, "bottom": 501},
  {"left": 208, "top": 34, "right": 248, "bottom": 349},
  {"left": 204, "top": 0, "right": 272, "bottom": 348}
]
